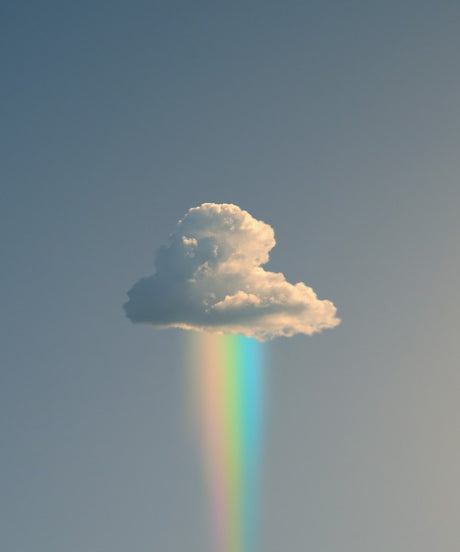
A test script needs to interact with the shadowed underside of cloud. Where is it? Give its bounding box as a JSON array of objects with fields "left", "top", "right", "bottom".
[{"left": 124, "top": 203, "right": 340, "bottom": 340}]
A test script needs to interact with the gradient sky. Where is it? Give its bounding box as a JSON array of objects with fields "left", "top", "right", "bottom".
[{"left": 2, "top": 2, "right": 460, "bottom": 550}]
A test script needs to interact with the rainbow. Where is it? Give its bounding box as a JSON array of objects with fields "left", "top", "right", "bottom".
[{"left": 188, "top": 332, "right": 264, "bottom": 552}]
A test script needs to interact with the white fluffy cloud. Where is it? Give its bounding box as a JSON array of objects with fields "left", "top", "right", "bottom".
[{"left": 124, "top": 203, "right": 340, "bottom": 340}]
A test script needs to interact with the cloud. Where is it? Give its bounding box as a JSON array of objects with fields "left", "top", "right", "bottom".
[{"left": 124, "top": 203, "right": 340, "bottom": 340}]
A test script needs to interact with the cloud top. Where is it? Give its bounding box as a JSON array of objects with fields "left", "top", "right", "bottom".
[{"left": 124, "top": 203, "right": 340, "bottom": 340}]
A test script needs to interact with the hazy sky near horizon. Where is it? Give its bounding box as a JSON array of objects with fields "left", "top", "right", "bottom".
[{"left": 2, "top": 2, "right": 460, "bottom": 551}]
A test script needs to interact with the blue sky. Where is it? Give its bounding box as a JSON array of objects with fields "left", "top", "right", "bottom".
[{"left": 2, "top": 2, "right": 460, "bottom": 550}]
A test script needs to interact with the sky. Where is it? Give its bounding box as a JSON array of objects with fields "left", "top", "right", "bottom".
[{"left": 1, "top": 1, "right": 460, "bottom": 550}]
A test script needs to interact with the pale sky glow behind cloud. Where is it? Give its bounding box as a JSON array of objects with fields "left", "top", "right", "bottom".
[{"left": 2, "top": 2, "right": 460, "bottom": 551}]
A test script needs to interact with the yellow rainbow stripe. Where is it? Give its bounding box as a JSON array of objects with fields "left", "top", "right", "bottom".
[{"left": 189, "top": 332, "right": 264, "bottom": 552}]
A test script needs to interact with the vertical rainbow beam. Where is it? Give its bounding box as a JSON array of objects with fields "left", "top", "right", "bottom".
[{"left": 189, "top": 332, "right": 264, "bottom": 552}]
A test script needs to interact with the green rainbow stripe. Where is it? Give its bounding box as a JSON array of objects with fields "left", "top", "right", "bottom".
[{"left": 189, "top": 332, "right": 264, "bottom": 552}]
